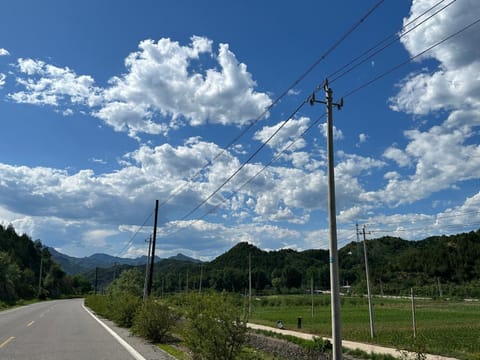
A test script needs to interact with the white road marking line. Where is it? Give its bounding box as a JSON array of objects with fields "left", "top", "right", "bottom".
[
  {"left": 81, "top": 304, "right": 146, "bottom": 360},
  {"left": 0, "top": 336, "right": 15, "bottom": 349}
]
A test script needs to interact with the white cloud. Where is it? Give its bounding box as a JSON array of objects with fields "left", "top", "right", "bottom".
[
  {"left": 99, "top": 36, "right": 272, "bottom": 136},
  {"left": 0, "top": 48, "right": 9, "bottom": 56},
  {"left": 9, "top": 36, "right": 272, "bottom": 139},
  {"left": 379, "top": 0, "right": 480, "bottom": 208},
  {"left": 253, "top": 117, "right": 310, "bottom": 153},
  {"left": 10, "top": 58, "right": 102, "bottom": 108},
  {"left": 365, "top": 117, "right": 480, "bottom": 206},
  {"left": 320, "top": 122, "right": 344, "bottom": 140},
  {"left": 0, "top": 73, "right": 5, "bottom": 88},
  {"left": 390, "top": 0, "right": 480, "bottom": 115},
  {"left": 82, "top": 229, "right": 119, "bottom": 247},
  {"left": 383, "top": 146, "right": 411, "bottom": 167},
  {"left": 357, "top": 133, "right": 368, "bottom": 146}
]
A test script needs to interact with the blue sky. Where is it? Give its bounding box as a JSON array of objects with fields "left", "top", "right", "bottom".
[{"left": 0, "top": 0, "right": 479, "bottom": 259}]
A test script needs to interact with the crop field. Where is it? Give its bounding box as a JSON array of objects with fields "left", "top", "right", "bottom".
[{"left": 248, "top": 295, "right": 480, "bottom": 359}]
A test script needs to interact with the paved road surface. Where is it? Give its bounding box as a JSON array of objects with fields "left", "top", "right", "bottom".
[{"left": 0, "top": 299, "right": 174, "bottom": 360}]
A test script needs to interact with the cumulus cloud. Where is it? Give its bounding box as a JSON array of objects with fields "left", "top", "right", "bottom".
[
  {"left": 0, "top": 48, "right": 9, "bottom": 56},
  {"left": 365, "top": 119, "right": 480, "bottom": 206},
  {"left": 100, "top": 36, "right": 272, "bottom": 133},
  {"left": 320, "top": 122, "right": 344, "bottom": 140},
  {"left": 383, "top": 146, "right": 411, "bottom": 167},
  {"left": 8, "top": 36, "right": 272, "bottom": 139},
  {"left": 0, "top": 73, "right": 5, "bottom": 88},
  {"left": 10, "top": 58, "right": 102, "bottom": 107},
  {"left": 390, "top": 0, "right": 480, "bottom": 115},
  {"left": 378, "top": 0, "right": 480, "bottom": 207},
  {"left": 253, "top": 117, "right": 310, "bottom": 153}
]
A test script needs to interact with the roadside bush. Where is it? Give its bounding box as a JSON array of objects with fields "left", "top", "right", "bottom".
[
  {"left": 182, "top": 292, "right": 248, "bottom": 360},
  {"left": 132, "top": 298, "right": 180, "bottom": 343},
  {"left": 84, "top": 294, "right": 111, "bottom": 318},
  {"left": 109, "top": 293, "right": 141, "bottom": 327}
]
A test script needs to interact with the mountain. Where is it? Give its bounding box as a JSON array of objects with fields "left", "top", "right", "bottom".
[
  {"left": 169, "top": 253, "right": 202, "bottom": 263},
  {"left": 48, "top": 248, "right": 199, "bottom": 275}
]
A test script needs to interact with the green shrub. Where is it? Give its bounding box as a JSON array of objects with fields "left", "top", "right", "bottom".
[
  {"left": 109, "top": 293, "right": 141, "bottom": 327},
  {"left": 84, "top": 294, "right": 112, "bottom": 318},
  {"left": 132, "top": 298, "right": 180, "bottom": 343},
  {"left": 182, "top": 292, "right": 248, "bottom": 360}
]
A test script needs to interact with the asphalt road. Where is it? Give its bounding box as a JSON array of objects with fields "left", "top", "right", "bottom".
[{"left": 0, "top": 298, "right": 174, "bottom": 360}]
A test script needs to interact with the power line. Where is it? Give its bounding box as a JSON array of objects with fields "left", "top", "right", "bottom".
[
  {"left": 153, "top": 5, "right": 480, "bottom": 252},
  {"left": 329, "top": 0, "right": 457, "bottom": 84},
  {"left": 342, "top": 15, "right": 480, "bottom": 99},
  {"left": 115, "top": 210, "right": 153, "bottom": 257},
  {"left": 181, "top": 100, "right": 308, "bottom": 220},
  {"left": 160, "top": 14, "right": 480, "bottom": 238},
  {"left": 153, "top": 0, "right": 386, "bottom": 214}
]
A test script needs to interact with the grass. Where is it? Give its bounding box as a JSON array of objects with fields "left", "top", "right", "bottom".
[{"left": 248, "top": 295, "right": 480, "bottom": 359}]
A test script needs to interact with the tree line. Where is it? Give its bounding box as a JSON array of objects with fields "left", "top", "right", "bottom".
[
  {"left": 139, "top": 230, "right": 480, "bottom": 298},
  {"left": 0, "top": 224, "right": 91, "bottom": 304}
]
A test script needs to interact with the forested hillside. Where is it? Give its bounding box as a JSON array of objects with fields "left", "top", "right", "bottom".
[
  {"left": 0, "top": 224, "right": 91, "bottom": 304},
  {"left": 142, "top": 230, "right": 480, "bottom": 297}
]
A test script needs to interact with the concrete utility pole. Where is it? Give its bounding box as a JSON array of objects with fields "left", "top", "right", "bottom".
[
  {"left": 361, "top": 225, "right": 375, "bottom": 338},
  {"left": 310, "top": 79, "right": 343, "bottom": 360},
  {"left": 411, "top": 288, "right": 417, "bottom": 339},
  {"left": 147, "top": 199, "right": 159, "bottom": 297}
]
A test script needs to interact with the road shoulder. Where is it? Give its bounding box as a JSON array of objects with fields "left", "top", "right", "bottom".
[{"left": 82, "top": 301, "right": 176, "bottom": 360}]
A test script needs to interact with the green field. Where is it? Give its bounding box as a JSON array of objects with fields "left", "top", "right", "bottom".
[{"left": 248, "top": 295, "right": 480, "bottom": 359}]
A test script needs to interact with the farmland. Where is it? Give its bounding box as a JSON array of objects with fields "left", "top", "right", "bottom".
[{"left": 249, "top": 295, "right": 480, "bottom": 359}]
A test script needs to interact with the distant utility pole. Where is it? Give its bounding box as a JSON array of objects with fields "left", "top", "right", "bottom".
[
  {"left": 199, "top": 264, "right": 203, "bottom": 294},
  {"left": 94, "top": 267, "right": 98, "bottom": 295},
  {"left": 310, "top": 79, "right": 343, "bottom": 360},
  {"left": 147, "top": 199, "right": 159, "bottom": 297},
  {"left": 248, "top": 253, "right": 252, "bottom": 316},
  {"left": 411, "top": 288, "right": 417, "bottom": 339},
  {"left": 38, "top": 255, "right": 43, "bottom": 297},
  {"left": 359, "top": 224, "right": 375, "bottom": 338},
  {"left": 143, "top": 235, "right": 152, "bottom": 301}
]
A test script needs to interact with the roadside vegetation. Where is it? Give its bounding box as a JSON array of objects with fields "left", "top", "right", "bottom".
[
  {"left": 85, "top": 268, "right": 480, "bottom": 359},
  {"left": 85, "top": 269, "right": 334, "bottom": 359}
]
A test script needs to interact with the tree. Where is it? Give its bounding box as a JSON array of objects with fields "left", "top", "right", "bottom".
[{"left": 107, "top": 269, "right": 144, "bottom": 297}]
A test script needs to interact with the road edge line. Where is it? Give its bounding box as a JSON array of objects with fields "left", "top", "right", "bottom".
[{"left": 81, "top": 303, "right": 146, "bottom": 360}]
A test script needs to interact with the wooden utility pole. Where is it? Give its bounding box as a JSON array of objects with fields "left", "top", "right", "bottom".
[
  {"left": 199, "top": 264, "right": 203, "bottom": 293},
  {"left": 94, "top": 267, "right": 98, "bottom": 295},
  {"left": 38, "top": 255, "right": 43, "bottom": 297},
  {"left": 143, "top": 235, "right": 152, "bottom": 301},
  {"left": 147, "top": 200, "right": 159, "bottom": 297},
  {"left": 310, "top": 79, "right": 343, "bottom": 360}
]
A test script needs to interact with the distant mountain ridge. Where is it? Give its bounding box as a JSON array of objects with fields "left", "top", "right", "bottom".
[{"left": 48, "top": 247, "right": 200, "bottom": 274}]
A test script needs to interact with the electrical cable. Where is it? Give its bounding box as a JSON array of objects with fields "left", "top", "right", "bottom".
[
  {"left": 154, "top": 0, "right": 386, "bottom": 213},
  {"left": 341, "top": 15, "right": 480, "bottom": 99},
  {"left": 138, "top": 5, "right": 480, "bottom": 255},
  {"left": 115, "top": 210, "right": 153, "bottom": 257},
  {"left": 158, "top": 13, "right": 480, "bottom": 240},
  {"left": 330, "top": 0, "right": 457, "bottom": 84},
  {"left": 181, "top": 100, "right": 308, "bottom": 221}
]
